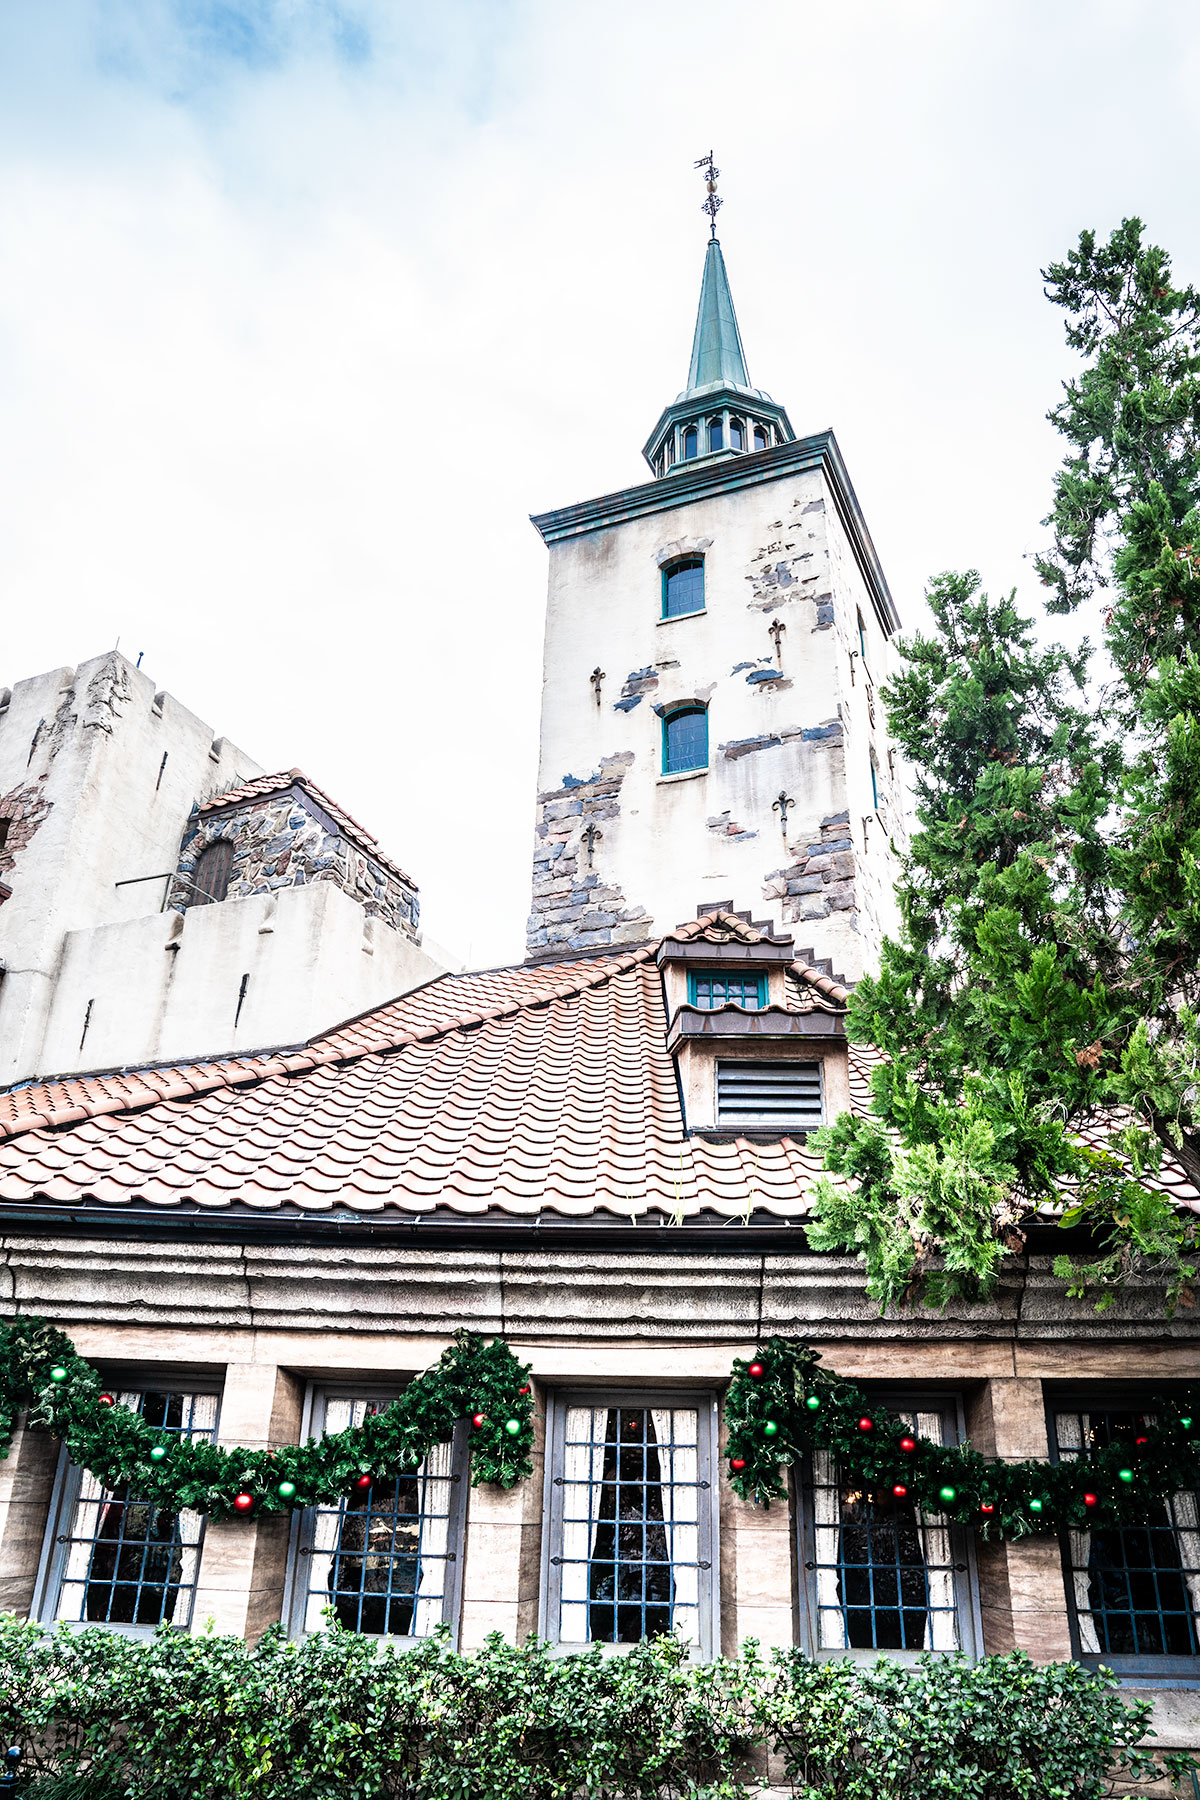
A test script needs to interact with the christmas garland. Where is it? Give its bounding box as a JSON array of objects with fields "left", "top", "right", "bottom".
[
  {"left": 724, "top": 1338, "right": 1199, "bottom": 1539},
  {"left": 0, "top": 1317, "right": 534, "bottom": 1521}
]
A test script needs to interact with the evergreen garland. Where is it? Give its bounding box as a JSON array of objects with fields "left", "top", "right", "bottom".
[
  {"left": 0, "top": 1317, "right": 534, "bottom": 1520},
  {"left": 725, "top": 1338, "right": 1199, "bottom": 1539}
]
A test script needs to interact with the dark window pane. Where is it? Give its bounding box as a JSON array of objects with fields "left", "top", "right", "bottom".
[
  {"left": 190, "top": 840, "right": 233, "bottom": 906},
  {"left": 663, "top": 707, "right": 707, "bottom": 775},
  {"left": 753, "top": 425, "right": 768, "bottom": 450},
  {"left": 729, "top": 419, "right": 744, "bottom": 450},
  {"left": 663, "top": 560, "right": 704, "bottom": 619},
  {"left": 683, "top": 427, "right": 698, "bottom": 459},
  {"left": 708, "top": 418, "right": 724, "bottom": 452}
]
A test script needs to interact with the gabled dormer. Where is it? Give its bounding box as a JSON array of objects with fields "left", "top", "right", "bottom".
[{"left": 658, "top": 906, "right": 850, "bottom": 1137}]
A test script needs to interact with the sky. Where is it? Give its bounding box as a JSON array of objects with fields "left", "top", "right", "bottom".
[{"left": 2, "top": 0, "right": 1199, "bottom": 969}]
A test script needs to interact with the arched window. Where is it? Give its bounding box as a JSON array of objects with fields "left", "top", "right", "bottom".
[
  {"left": 753, "top": 424, "right": 768, "bottom": 451},
  {"left": 662, "top": 705, "right": 708, "bottom": 775},
  {"left": 661, "top": 557, "right": 705, "bottom": 620},
  {"left": 682, "top": 425, "right": 698, "bottom": 460},
  {"left": 729, "top": 418, "right": 744, "bottom": 452},
  {"left": 190, "top": 839, "right": 233, "bottom": 906},
  {"left": 708, "top": 416, "right": 724, "bottom": 453}
]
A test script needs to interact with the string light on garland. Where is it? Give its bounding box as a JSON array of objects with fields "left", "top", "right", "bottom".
[
  {"left": 723, "top": 1336, "right": 1200, "bottom": 1541},
  {"left": 0, "top": 1318, "right": 535, "bottom": 1524}
]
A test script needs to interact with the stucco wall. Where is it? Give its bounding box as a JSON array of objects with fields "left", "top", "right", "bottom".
[{"left": 529, "top": 463, "right": 903, "bottom": 978}]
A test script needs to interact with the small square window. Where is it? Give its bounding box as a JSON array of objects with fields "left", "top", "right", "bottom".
[
  {"left": 688, "top": 970, "right": 765, "bottom": 1010},
  {"left": 37, "top": 1386, "right": 220, "bottom": 1633},
  {"left": 798, "top": 1395, "right": 979, "bottom": 1660},
  {"left": 285, "top": 1389, "right": 469, "bottom": 1642},
  {"left": 715, "top": 1059, "right": 823, "bottom": 1131},
  {"left": 1051, "top": 1397, "right": 1199, "bottom": 1673},
  {"left": 662, "top": 558, "right": 705, "bottom": 620},
  {"left": 542, "top": 1392, "right": 718, "bottom": 1656}
]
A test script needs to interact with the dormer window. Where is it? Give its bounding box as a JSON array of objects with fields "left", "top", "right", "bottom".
[
  {"left": 688, "top": 970, "right": 765, "bottom": 1010},
  {"left": 662, "top": 557, "right": 705, "bottom": 620},
  {"left": 190, "top": 840, "right": 233, "bottom": 906}
]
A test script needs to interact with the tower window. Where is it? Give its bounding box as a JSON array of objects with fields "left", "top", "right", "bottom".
[
  {"left": 662, "top": 558, "right": 705, "bottom": 620},
  {"left": 753, "top": 425, "right": 768, "bottom": 451},
  {"left": 189, "top": 839, "right": 233, "bottom": 906},
  {"left": 662, "top": 705, "right": 708, "bottom": 775},
  {"left": 708, "top": 416, "right": 724, "bottom": 453},
  {"left": 682, "top": 425, "right": 698, "bottom": 460},
  {"left": 729, "top": 418, "right": 744, "bottom": 451}
]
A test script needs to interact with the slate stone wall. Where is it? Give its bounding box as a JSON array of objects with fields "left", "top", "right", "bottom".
[
  {"left": 526, "top": 752, "right": 651, "bottom": 958},
  {"left": 169, "top": 786, "right": 418, "bottom": 936},
  {"left": 762, "top": 809, "right": 857, "bottom": 931},
  {"left": 0, "top": 779, "right": 54, "bottom": 902}
]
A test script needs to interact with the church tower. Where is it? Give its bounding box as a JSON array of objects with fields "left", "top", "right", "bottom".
[{"left": 527, "top": 170, "right": 905, "bottom": 982}]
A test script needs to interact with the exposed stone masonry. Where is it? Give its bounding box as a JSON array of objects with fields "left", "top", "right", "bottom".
[
  {"left": 762, "top": 810, "right": 857, "bottom": 929},
  {"left": 526, "top": 753, "right": 650, "bottom": 959},
  {"left": 0, "top": 780, "right": 54, "bottom": 903},
  {"left": 169, "top": 785, "right": 418, "bottom": 935}
]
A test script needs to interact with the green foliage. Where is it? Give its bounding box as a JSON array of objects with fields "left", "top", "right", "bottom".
[
  {"left": 723, "top": 1339, "right": 1198, "bottom": 1537},
  {"left": 0, "top": 1616, "right": 1190, "bottom": 1800},
  {"left": 812, "top": 219, "right": 1200, "bottom": 1315},
  {"left": 0, "top": 1319, "right": 533, "bottom": 1519}
]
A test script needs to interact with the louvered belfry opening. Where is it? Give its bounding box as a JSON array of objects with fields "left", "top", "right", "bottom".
[{"left": 715, "top": 1059, "right": 823, "bottom": 1131}]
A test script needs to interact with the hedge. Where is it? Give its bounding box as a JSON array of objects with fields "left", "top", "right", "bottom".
[{"left": 0, "top": 1615, "right": 1193, "bottom": 1800}]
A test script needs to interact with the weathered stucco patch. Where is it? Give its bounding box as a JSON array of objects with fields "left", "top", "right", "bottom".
[
  {"left": 527, "top": 752, "right": 649, "bottom": 959},
  {"left": 613, "top": 668, "right": 659, "bottom": 712},
  {"left": 762, "top": 810, "right": 857, "bottom": 928},
  {"left": 706, "top": 811, "right": 757, "bottom": 840},
  {"left": 0, "top": 779, "right": 54, "bottom": 899}
]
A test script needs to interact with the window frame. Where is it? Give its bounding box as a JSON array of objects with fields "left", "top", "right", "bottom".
[
  {"left": 661, "top": 557, "right": 705, "bottom": 622},
  {"left": 539, "top": 1388, "right": 720, "bottom": 1660},
  {"left": 687, "top": 969, "right": 766, "bottom": 1011},
  {"left": 281, "top": 1383, "right": 469, "bottom": 1647},
  {"left": 661, "top": 704, "right": 708, "bottom": 776},
  {"left": 795, "top": 1387, "right": 982, "bottom": 1664},
  {"left": 32, "top": 1377, "right": 223, "bottom": 1638},
  {"left": 1047, "top": 1385, "right": 1200, "bottom": 1679}
]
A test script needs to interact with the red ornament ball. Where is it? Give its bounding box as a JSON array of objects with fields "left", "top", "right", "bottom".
[
  {"left": 730, "top": 1457, "right": 747, "bottom": 1471},
  {"left": 980, "top": 1503, "right": 995, "bottom": 1514},
  {"left": 98, "top": 1393, "right": 115, "bottom": 1407},
  {"left": 519, "top": 1385, "right": 531, "bottom": 1396},
  {"left": 472, "top": 1413, "right": 487, "bottom": 1428},
  {"left": 1083, "top": 1492, "right": 1098, "bottom": 1508},
  {"left": 233, "top": 1493, "right": 254, "bottom": 1514},
  {"left": 892, "top": 1483, "right": 908, "bottom": 1499},
  {"left": 354, "top": 1474, "right": 373, "bottom": 1490},
  {"left": 748, "top": 1362, "right": 765, "bottom": 1379},
  {"left": 858, "top": 1417, "right": 874, "bottom": 1434},
  {"left": 899, "top": 1436, "right": 916, "bottom": 1453},
  {"left": 1135, "top": 1436, "right": 1148, "bottom": 1447}
]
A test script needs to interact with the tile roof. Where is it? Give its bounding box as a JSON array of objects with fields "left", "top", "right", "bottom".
[
  {"left": 0, "top": 912, "right": 1194, "bottom": 1223},
  {"left": 199, "top": 770, "right": 414, "bottom": 888}
]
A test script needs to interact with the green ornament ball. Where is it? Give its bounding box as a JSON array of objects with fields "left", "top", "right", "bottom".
[
  {"left": 149, "top": 1444, "right": 167, "bottom": 1462},
  {"left": 1118, "top": 1467, "right": 1134, "bottom": 1483},
  {"left": 277, "top": 1480, "right": 297, "bottom": 1499},
  {"left": 1181, "top": 1415, "right": 1193, "bottom": 1431},
  {"left": 939, "top": 1486, "right": 957, "bottom": 1504},
  {"left": 805, "top": 1395, "right": 820, "bottom": 1411},
  {"left": 763, "top": 1420, "right": 780, "bottom": 1437},
  {"left": 1029, "top": 1498, "right": 1043, "bottom": 1513},
  {"left": 48, "top": 1366, "right": 68, "bottom": 1384},
  {"left": 504, "top": 1419, "right": 522, "bottom": 1437}
]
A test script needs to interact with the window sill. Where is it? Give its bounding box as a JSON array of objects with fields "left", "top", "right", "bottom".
[
  {"left": 658, "top": 768, "right": 707, "bottom": 785},
  {"left": 658, "top": 610, "right": 705, "bottom": 625}
]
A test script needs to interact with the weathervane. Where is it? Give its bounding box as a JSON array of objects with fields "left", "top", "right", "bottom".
[{"left": 694, "top": 151, "right": 722, "bottom": 238}]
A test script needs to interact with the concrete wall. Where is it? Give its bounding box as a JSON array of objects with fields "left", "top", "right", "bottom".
[
  {"left": 0, "top": 652, "right": 262, "bottom": 1083},
  {"left": 529, "top": 463, "right": 904, "bottom": 978},
  {"left": 36, "top": 881, "right": 447, "bottom": 1077},
  {"left": 0, "top": 1234, "right": 1195, "bottom": 1762}
]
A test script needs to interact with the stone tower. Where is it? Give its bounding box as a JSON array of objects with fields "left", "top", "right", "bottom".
[{"left": 526, "top": 228, "right": 906, "bottom": 983}]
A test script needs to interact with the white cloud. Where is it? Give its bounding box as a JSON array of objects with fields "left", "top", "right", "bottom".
[{"left": 1, "top": 0, "right": 1198, "bottom": 966}]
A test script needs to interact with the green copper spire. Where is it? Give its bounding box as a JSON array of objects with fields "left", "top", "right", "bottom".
[{"left": 685, "top": 238, "right": 751, "bottom": 395}]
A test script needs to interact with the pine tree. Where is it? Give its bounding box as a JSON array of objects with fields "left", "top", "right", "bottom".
[{"left": 811, "top": 219, "right": 1200, "bottom": 1315}]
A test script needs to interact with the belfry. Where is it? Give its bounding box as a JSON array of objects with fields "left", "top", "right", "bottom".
[{"left": 528, "top": 170, "right": 904, "bottom": 982}]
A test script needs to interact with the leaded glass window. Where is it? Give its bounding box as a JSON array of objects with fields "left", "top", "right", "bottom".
[
  {"left": 662, "top": 706, "right": 707, "bottom": 775},
  {"left": 688, "top": 970, "right": 765, "bottom": 1010},
  {"left": 1052, "top": 1401, "right": 1200, "bottom": 1670},
  {"left": 545, "top": 1395, "right": 716, "bottom": 1655},
  {"left": 287, "top": 1393, "right": 467, "bottom": 1641},
  {"left": 800, "top": 1399, "right": 976, "bottom": 1659},
  {"left": 41, "top": 1388, "right": 219, "bottom": 1631}
]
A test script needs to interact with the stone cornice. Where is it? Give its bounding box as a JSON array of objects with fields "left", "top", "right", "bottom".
[{"left": 529, "top": 430, "right": 901, "bottom": 637}]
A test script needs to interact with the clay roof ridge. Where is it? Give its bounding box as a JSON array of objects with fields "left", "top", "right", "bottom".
[{"left": 792, "top": 960, "right": 851, "bottom": 1005}]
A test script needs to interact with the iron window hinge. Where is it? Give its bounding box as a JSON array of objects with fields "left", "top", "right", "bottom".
[
  {"left": 698, "top": 1560, "right": 712, "bottom": 1570},
  {"left": 803, "top": 1560, "right": 816, "bottom": 1571},
  {"left": 550, "top": 1556, "right": 563, "bottom": 1566}
]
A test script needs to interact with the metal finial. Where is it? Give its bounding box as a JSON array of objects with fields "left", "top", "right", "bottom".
[{"left": 694, "top": 151, "right": 722, "bottom": 239}]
